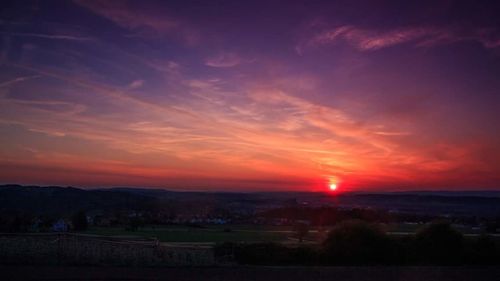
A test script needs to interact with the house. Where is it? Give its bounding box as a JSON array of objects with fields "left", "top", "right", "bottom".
[{"left": 52, "top": 219, "right": 68, "bottom": 232}]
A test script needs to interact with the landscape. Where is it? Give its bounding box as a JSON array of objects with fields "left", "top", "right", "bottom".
[
  {"left": 1, "top": 0, "right": 500, "bottom": 280},
  {"left": 2, "top": 184, "right": 500, "bottom": 280}
]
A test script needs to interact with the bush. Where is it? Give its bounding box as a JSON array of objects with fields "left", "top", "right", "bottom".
[
  {"left": 125, "top": 218, "right": 143, "bottom": 232},
  {"left": 215, "top": 221, "right": 500, "bottom": 266},
  {"left": 71, "top": 211, "right": 88, "bottom": 231},
  {"left": 415, "top": 221, "right": 463, "bottom": 264},
  {"left": 466, "top": 234, "right": 499, "bottom": 264},
  {"left": 322, "top": 220, "right": 395, "bottom": 264}
]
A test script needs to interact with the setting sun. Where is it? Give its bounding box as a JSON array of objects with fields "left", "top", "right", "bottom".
[{"left": 329, "top": 183, "right": 337, "bottom": 191}]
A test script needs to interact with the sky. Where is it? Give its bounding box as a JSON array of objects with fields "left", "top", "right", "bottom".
[{"left": 0, "top": 0, "right": 500, "bottom": 192}]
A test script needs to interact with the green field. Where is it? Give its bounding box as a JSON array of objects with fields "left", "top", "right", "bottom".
[
  {"left": 83, "top": 223, "right": 495, "bottom": 243},
  {"left": 84, "top": 225, "right": 291, "bottom": 243}
]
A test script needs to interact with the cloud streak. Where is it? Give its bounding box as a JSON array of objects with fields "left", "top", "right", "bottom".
[
  {"left": 0, "top": 32, "right": 92, "bottom": 41},
  {"left": 73, "top": 0, "right": 199, "bottom": 45},
  {"left": 298, "top": 25, "right": 500, "bottom": 53},
  {"left": 205, "top": 52, "right": 251, "bottom": 68}
]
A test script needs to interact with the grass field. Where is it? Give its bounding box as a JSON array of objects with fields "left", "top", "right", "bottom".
[
  {"left": 83, "top": 223, "right": 496, "bottom": 243},
  {"left": 84, "top": 225, "right": 291, "bottom": 243}
]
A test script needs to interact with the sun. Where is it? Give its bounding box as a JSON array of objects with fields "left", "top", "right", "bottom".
[{"left": 327, "top": 177, "right": 340, "bottom": 192}]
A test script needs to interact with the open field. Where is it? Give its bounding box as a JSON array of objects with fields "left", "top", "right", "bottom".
[
  {"left": 83, "top": 224, "right": 498, "bottom": 244},
  {"left": 2, "top": 266, "right": 500, "bottom": 281},
  {"left": 84, "top": 226, "right": 292, "bottom": 243}
]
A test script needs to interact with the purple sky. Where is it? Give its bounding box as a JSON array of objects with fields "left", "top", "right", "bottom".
[{"left": 1, "top": 0, "right": 500, "bottom": 191}]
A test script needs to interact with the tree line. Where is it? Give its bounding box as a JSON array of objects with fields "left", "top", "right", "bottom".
[{"left": 216, "top": 220, "right": 500, "bottom": 265}]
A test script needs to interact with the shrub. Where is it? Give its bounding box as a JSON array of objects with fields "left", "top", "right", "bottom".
[
  {"left": 125, "top": 217, "right": 144, "bottom": 232},
  {"left": 415, "top": 221, "right": 463, "bottom": 264},
  {"left": 467, "top": 234, "right": 499, "bottom": 264},
  {"left": 71, "top": 211, "right": 88, "bottom": 231},
  {"left": 322, "top": 220, "right": 395, "bottom": 264}
]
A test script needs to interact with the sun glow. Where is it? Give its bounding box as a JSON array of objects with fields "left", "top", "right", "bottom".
[{"left": 329, "top": 183, "right": 337, "bottom": 191}]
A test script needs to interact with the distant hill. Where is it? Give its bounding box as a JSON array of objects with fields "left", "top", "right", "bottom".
[
  {"left": 337, "top": 193, "right": 500, "bottom": 216},
  {"left": 377, "top": 190, "right": 500, "bottom": 198},
  {"left": 2, "top": 185, "right": 500, "bottom": 217},
  {"left": 0, "top": 184, "right": 157, "bottom": 215}
]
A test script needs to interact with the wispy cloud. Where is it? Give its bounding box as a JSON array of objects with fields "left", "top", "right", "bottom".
[
  {"left": 0, "top": 75, "right": 40, "bottom": 88},
  {"left": 74, "top": 0, "right": 199, "bottom": 45},
  {"left": 205, "top": 52, "right": 251, "bottom": 68},
  {"left": 1, "top": 68, "right": 496, "bottom": 189},
  {"left": 0, "top": 32, "right": 92, "bottom": 41},
  {"left": 298, "top": 25, "right": 500, "bottom": 53},
  {"left": 128, "top": 79, "right": 144, "bottom": 89},
  {"left": 74, "top": 0, "right": 177, "bottom": 31}
]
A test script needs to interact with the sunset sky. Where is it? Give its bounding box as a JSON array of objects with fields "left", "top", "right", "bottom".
[{"left": 1, "top": 0, "right": 500, "bottom": 191}]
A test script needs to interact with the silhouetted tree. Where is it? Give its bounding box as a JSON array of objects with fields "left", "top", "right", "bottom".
[
  {"left": 485, "top": 221, "right": 500, "bottom": 233},
  {"left": 322, "top": 220, "right": 394, "bottom": 264},
  {"left": 126, "top": 217, "right": 143, "bottom": 231},
  {"left": 72, "top": 211, "right": 88, "bottom": 231},
  {"left": 415, "top": 221, "right": 463, "bottom": 264},
  {"left": 469, "top": 234, "right": 498, "bottom": 264},
  {"left": 3, "top": 213, "right": 33, "bottom": 232}
]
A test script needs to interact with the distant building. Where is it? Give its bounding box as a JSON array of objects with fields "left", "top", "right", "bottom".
[{"left": 52, "top": 219, "right": 68, "bottom": 232}]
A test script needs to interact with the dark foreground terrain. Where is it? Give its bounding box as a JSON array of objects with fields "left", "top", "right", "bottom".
[{"left": 1, "top": 266, "right": 500, "bottom": 281}]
